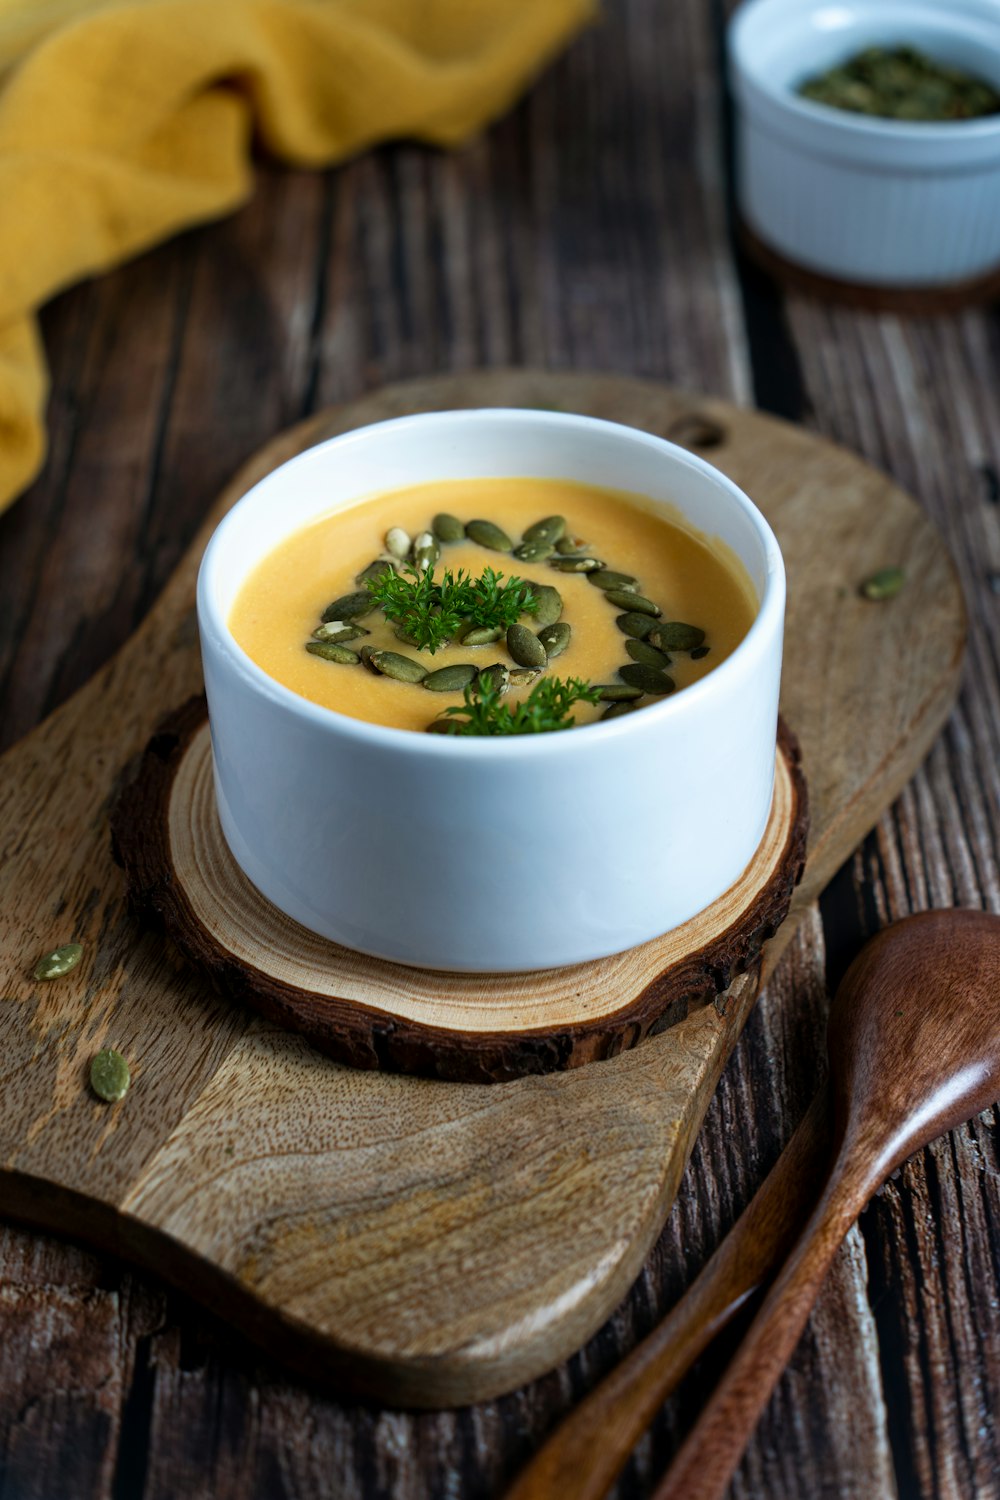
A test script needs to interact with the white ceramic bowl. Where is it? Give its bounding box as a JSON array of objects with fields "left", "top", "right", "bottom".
[
  {"left": 729, "top": 0, "right": 1000, "bottom": 287},
  {"left": 197, "top": 410, "right": 785, "bottom": 973}
]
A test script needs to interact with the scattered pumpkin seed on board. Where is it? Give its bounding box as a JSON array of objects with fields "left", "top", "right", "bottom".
[
  {"left": 860, "top": 567, "right": 906, "bottom": 601},
  {"left": 90, "top": 1048, "right": 130, "bottom": 1103},
  {"left": 33, "top": 943, "right": 83, "bottom": 980}
]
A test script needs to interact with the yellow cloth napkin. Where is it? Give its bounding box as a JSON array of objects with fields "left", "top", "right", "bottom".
[{"left": 0, "top": 0, "right": 593, "bottom": 516}]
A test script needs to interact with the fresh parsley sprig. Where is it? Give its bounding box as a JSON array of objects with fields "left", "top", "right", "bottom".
[
  {"left": 366, "top": 565, "right": 537, "bottom": 653},
  {"left": 441, "top": 675, "right": 601, "bottom": 736}
]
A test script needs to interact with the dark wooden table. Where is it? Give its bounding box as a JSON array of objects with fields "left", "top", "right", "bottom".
[{"left": 2, "top": 2, "right": 999, "bottom": 1496}]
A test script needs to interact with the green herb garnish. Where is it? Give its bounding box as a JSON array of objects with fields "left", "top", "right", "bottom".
[
  {"left": 799, "top": 47, "right": 1000, "bottom": 122},
  {"left": 366, "top": 565, "right": 537, "bottom": 653},
  {"left": 441, "top": 675, "right": 601, "bottom": 736}
]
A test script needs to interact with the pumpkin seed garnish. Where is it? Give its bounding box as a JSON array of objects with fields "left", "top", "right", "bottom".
[
  {"left": 33, "top": 943, "right": 83, "bottom": 981},
  {"left": 322, "top": 590, "right": 375, "bottom": 622},
  {"left": 385, "top": 527, "right": 411, "bottom": 560},
  {"left": 90, "top": 1048, "right": 130, "bottom": 1103},
  {"left": 423, "top": 664, "right": 479, "bottom": 692},
  {"left": 690, "top": 645, "right": 711, "bottom": 660},
  {"left": 509, "top": 667, "right": 541, "bottom": 687},
  {"left": 477, "top": 662, "right": 511, "bottom": 695},
  {"left": 555, "top": 535, "right": 588, "bottom": 555},
  {"left": 588, "top": 570, "right": 638, "bottom": 592},
  {"left": 466, "top": 519, "right": 513, "bottom": 552},
  {"left": 860, "top": 567, "right": 906, "bottom": 601},
  {"left": 507, "top": 623, "right": 548, "bottom": 669},
  {"left": 537, "top": 621, "right": 571, "bottom": 659},
  {"left": 616, "top": 611, "right": 656, "bottom": 640},
  {"left": 649, "top": 621, "right": 705, "bottom": 651},
  {"left": 313, "top": 621, "right": 367, "bottom": 643},
  {"left": 650, "top": 623, "right": 702, "bottom": 652},
  {"left": 595, "top": 683, "right": 644, "bottom": 702},
  {"left": 457, "top": 623, "right": 504, "bottom": 646},
  {"left": 531, "top": 585, "right": 563, "bottom": 629},
  {"left": 602, "top": 699, "right": 644, "bottom": 720},
  {"left": 305, "top": 641, "right": 360, "bottom": 664},
  {"left": 413, "top": 531, "right": 440, "bottom": 571},
  {"left": 513, "top": 539, "right": 555, "bottom": 562},
  {"left": 605, "top": 589, "right": 661, "bottom": 616},
  {"left": 355, "top": 558, "right": 395, "bottom": 587},
  {"left": 426, "top": 717, "right": 462, "bottom": 734},
  {"left": 626, "top": 638, "right": 671, "bottom": 669},
  {"left": 550, "top": 556, "right": 603, "bottom": 573},
  {"left": 619, "top": 663, "right": 676, "bottom": 695},
  {"left": 432, "top": 513, "right": 465, "bottom": 543},
  {"left": 522, "top": 515, "right": 566, "bottom": 545},
  {"left": 367, "top": 650, "right": 428, "bottom": 683}
]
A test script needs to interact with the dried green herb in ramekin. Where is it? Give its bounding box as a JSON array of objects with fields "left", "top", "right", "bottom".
[{"left": 798, "top": 47, "right": 1000, "bottom": 122}]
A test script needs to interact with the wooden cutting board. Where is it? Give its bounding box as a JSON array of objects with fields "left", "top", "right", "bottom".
[{"left": 0, "top": 371, "right": 965, "bottom": 1407}]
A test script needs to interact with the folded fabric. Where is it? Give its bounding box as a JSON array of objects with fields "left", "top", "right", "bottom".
[{"left": 0, "top": 0, "right": 593, "bottom": 516}]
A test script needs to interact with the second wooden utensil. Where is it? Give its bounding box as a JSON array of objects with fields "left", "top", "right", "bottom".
[{"left": 654, "top": 907, "right": 1000, "bottom": 1500}]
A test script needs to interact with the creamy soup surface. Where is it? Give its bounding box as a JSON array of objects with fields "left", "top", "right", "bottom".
[{"left": 228, "top": 478, "right": 758, "bottom": 734}]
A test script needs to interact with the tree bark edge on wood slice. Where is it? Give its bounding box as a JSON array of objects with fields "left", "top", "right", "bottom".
[{"left": 112, "top": 697, "right": 808, "bottom": 1085}]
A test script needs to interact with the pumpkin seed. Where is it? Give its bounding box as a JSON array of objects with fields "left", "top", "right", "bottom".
[
  {"left": 355, "top": 558, "right": 394, "bottom": 587},
  {"left": 466, "top": 519, "right": 513, "bottom": 552},
  {"left": 426, "top": 718, "right": 462, "bottom": 734},
  {"left": 860, "top": 566, "right": 905, "bottom": 601},
  {"left": 588, "top": 570, "right": 638, "bottom": 592},
  {"left": 423, "top": 664, "right": 479, "bottom": 692},
  {"left": 413, "top": 530, "right": 440, "bottom": 571},
  {"left": 626, "top": 638, "right": 671, "bottom": 669},
  {"left": 690, "top": 645, "right": 711, "bottom": 660},
  {"left": 313, "top": 621, "right": 367, "bottom": 643},
  {"left": 509, "top": 667, "right": 541, "bottom": 686},
  {"left": 602, "top": 700, "right": 643, "bottom": 720},
  {"left": 537, "top": 621, "right": 571, "bottom": 659},
  {"left": 556, "top": 535, "right": 588, "bottom": 554},
  {"left": 649, "top": 621, "right": 705, "bottom": 651},
  {"left": 385, "top": 527, "right": 411, "bottom": 560},
  {"left": 306, "top": 641, "right": 360, "bottom": 664},
  {"left": 322, "top": 591, "right": 374, "bottom": 622},
  {"left": 514, "top": 539, "right": 555, "bottom": 562},
  {"left": 394, "top": 626, "right": 423, "bottom": 647},
  {"left": 605, "top": 589, "right": 660, "bottom": 616},
  {"left": 477, "top": 662, "right": 510, "bottom": 695},
  {"left": 368, "top": 650, "right": 427, "bottom": 683},
  {"left": 507, "top": 623, "right": 548, "bottom": 669},
  {"left": 595, "top": 684, "right": 644, "bottom": 702},
  {"left": 33, "top": 943, "right": 83, "bottom": 981},
  {"left": 550, "top": 556, "right": 603, "bottom": 573},
  {"left": 616, "top": 611, "right": 656, "bottom": 640},
  {"left": 457, "top": 623, "right": 504, "bottom": 646},
  {"left": 90, "top": 1048, "right": 130, "bottom": 1103},
  {"left": 531, "top": 585, "right": 563, "bottom": 629},
  {"left": 619, "top": 663, "right": 676, "bottom": 695},
  {"left": 432, "top": 512, "right": 464, "bottom": 543},
  {"left": 522, "top": 515, "right": 566, "bottom": 545}
]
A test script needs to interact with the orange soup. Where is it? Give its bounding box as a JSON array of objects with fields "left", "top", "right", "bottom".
[{"left": 229, "top": 478, "right": 757, "bottom": 734}]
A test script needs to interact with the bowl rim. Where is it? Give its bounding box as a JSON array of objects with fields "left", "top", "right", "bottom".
[
  {"left": 197, "top": 408, "right": 785, "bottom": 761},
  {"left": 729, "top": 0, "right": 1000, "bottom": 145}
]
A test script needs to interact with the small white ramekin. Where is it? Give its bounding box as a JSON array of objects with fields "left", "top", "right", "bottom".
[
  {"left": 729, "top": 0, "right": 1000, "bottom": 287},
  {"left": 196, "top": 410, "right": 785, "bottom": 973}
]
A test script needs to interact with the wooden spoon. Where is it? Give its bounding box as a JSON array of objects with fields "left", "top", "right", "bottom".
[
  {"left": 507, "top": 908, "right": 1000, "bottom": 1500},
  {"left": 653, "top": 907, "right": 1000, "bottom": 1500}
]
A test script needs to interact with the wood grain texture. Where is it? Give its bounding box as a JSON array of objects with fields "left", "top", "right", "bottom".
[
  {"left": 113, "top": 701, "right": 806, "bottom": 1082},
  {"left": 0, "top": 0, "right": 998, "bottom": 1491},
  {"left": 0, "top": 369, "right": 958, "bottom": 1407}
]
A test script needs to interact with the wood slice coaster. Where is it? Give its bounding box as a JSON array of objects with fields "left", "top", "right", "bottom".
[
  {"left": 114, "top": 699, "right": 807, "bottom": 1084},
  {"left": 739, "top": 221, "right": 1000, "bottom": 314}
]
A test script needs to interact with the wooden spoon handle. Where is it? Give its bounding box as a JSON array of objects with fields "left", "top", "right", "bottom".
[
  {"left": 505, "top": 1087, "right": 831, "bottom": 1500},
  {"left": 651, "top": 1162, "right": 862, "bottom": 1500}
]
